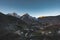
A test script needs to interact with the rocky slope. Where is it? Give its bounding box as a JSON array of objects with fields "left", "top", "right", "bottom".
[{"left": 0, "top": 12, "right": 60, "bottom": 40}]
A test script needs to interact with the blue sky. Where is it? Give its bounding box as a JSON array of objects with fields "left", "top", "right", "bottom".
[{"left": 0, "top": 0, "right": 60, "bottom": 17}]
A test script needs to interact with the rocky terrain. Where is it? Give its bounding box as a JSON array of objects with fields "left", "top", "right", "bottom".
[{"left": 0, "top": 12, "right": 60, "bottom": 40}]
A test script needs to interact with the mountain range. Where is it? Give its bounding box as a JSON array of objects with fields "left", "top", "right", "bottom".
[
  {"left": 0, "top": 12, "right": 60, "bottom": 40},
  {"left": 0, "top": 12, "right": 60, "bottom": 31}
]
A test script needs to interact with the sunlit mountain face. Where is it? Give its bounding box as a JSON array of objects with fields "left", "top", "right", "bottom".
[{"left": 0, "top": 0, "right": 60, "bottom": 17}]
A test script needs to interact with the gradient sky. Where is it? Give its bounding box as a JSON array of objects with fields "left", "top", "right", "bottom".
[{"left": 0, "top": 0, "right": 60, "bottom": 17}]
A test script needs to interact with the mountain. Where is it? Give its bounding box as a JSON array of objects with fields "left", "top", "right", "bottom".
[
  {"left": 7, "top": 13, "right": 20, "bottom": 18},
  {"left": 20, "top": 13, "right": 39, "bottom": 24},
  {"left": 0, "top": 12, "right": 27, "bottom": 31},
  {"left": 1, "top": 12, "right": 60, "bottom": 40},
  {"left": 38, "top": 15, "right": 60, "bottom": 26},
  {"left": 0, "top": 12, "right": 41, "bottom": 40},
  {"left": 20, "top": 13, "right": 38, "bottom": 24},
  {"left": 20, "top": 13, "right": 41, "bottom": 29}
]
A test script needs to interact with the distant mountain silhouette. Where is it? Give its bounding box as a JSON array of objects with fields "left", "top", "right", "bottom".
[{"left": 38, "top": 15, "right": 60, "bottom": 25}]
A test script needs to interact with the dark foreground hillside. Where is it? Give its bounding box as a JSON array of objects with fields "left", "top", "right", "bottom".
[{"left": 0, "top": 12, "right": 60, "bottom": 40}]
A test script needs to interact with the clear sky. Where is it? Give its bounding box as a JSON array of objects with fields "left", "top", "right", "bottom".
[{"left": 0, "top": 0, "right": 60, "bottom": 17}]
